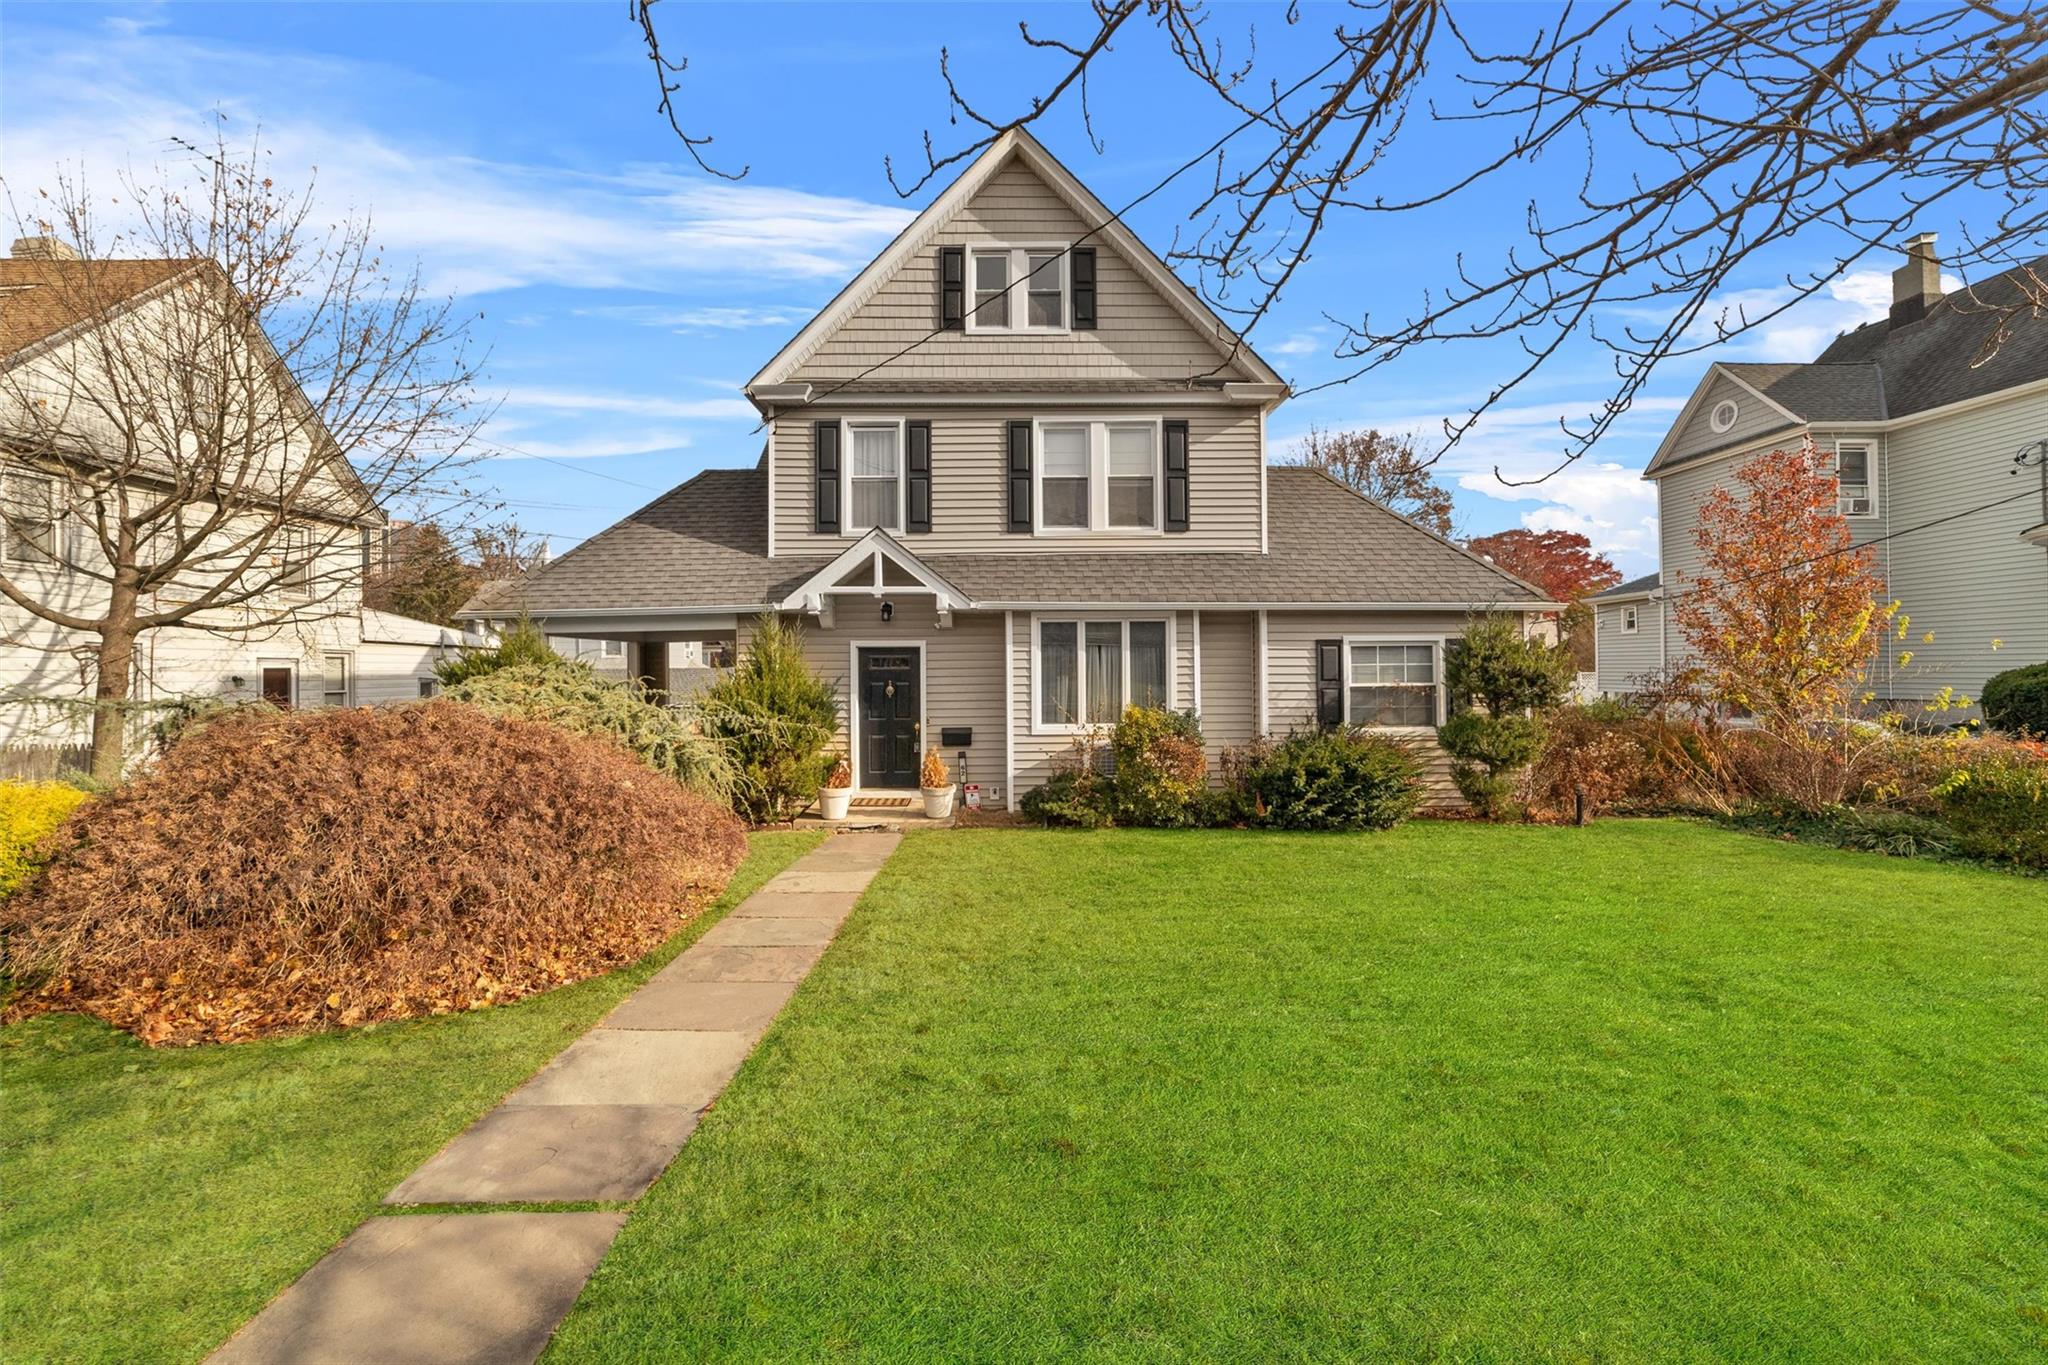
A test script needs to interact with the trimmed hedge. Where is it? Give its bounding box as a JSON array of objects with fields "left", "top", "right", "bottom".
[
  {"left": 1241, "top": 729, "right": 1424, "bottom": 831},
  {"left": 1981, "top": 662, "right": 2048, "bottom": 738},
  {"left": 0, "top": 703, "right": 746, "bottom": 1044}
]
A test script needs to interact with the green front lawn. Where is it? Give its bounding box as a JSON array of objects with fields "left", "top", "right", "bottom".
[
  {"left": 551, "top": 822, "right": 2048, "bottom": 1361},
  {"left": 0, "top": 830, "right": 824, "bottom": 1365}
]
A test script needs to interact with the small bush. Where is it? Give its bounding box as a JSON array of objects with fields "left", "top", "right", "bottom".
[
  {"left": 446, "top": 662, "right": 735, "bottom": 802},
  {"left": 1243, "top": 729, "right": 1423, "bottom": 831},
  {"left": 1440, "top": 711, "right": 1542, "bottom": 819},
  {"left": 1110, "top": 707, "right": 1206, "bottom": 827},
  {"left": 1019, "top": 768, "right": 1112, "bottom": 828},
  {"left": 696, "top": 615, "right": 839, "bottom": 824},
  {"left": 1934, "top": 745, "right": 2048, "bottom": 869},
  {"left": 1981, "top": 662, "right": 2048, "bottom": 738},
  {"left": 0, "top": 703, "right": 746, "bottom": 1044},
  {"left": 0, "top": 781, "right": 90, "bottom": 898},
  {"left": 1441, "top": 615, "right": 1574, "bottom": 819},
  {"left": 433, "top": 618, "right": 561, "bottom": 688}
]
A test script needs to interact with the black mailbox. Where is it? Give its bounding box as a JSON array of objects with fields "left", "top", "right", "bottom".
[{"left": 940, "top": 726, "right": 973, "bottom": 747}]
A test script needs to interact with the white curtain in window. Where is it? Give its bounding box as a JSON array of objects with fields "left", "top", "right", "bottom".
[
  {"left": 849, "top": 425, "right": 901, "bottom": 530},
  {"left": 1041, "top": 425, "right": 1089, "bottom": 529},
  {"left": 1085, "top": 621, "right": 1123, "bottom": 723},
  {"left": 973, "top": 252, "right": 1010, "bottom": 328},
  {"left": 1128, "top": 621, "right": 1167, "bottom": 708},
  {"left": 1040, "top": 621, "right": 1078, "bottom": 726}
]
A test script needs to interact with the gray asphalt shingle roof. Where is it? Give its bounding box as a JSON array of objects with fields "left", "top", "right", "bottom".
[
  {"left": 461, "top": 465, "right": 1549, "bottom": 617},
  {"left": 1719, "top": 362, "right": 1887, "bottom": 422},
  {"left": 1589, "top": 570, "right": 1661, "bottom": 601},
  {"left": 1815, "top": 257, "right": 2048, "bottom": 416}
]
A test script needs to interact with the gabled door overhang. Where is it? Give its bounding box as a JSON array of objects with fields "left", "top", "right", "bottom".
[{"left": 776, "top": 530, "right": 968, "bottom": 628}]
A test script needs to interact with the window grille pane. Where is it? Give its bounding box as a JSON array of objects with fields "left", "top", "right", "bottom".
[
  {"left": 1085, "top": 622, "right": 1122, "bottom": 724},
  {"left": 1040, "top": 426, "right": 1088, "bottom": 476},
  {"left": 1129, "top": 621, "right": 1167, "bottom": 708},
  {"left": 975, "top": 253, "right": 1009, "bottom": 290},
  {"left": 851, "top": 478, "right": 899, "bottom": 530},
  {"left": 1026, "top": 253, "right": 1062, "bottom": 326},
  {"left": 1040, "top": 621, "right": 1077, "bottom": 725},
  {"left": 1042, "top": 478, "right": 1088, "bottom": 528},
  {"left": 847, "top": 426, "right": 899, "bottom": 478},
  {"left": 973, "top": 253, "right": 1009, "bottom": 327},
  {"left": 1108, "top": 477, "right": 1155, "bottom": 528},
  {"left": 1106, "top": 426, "right": 1154, "bottom": 475}
]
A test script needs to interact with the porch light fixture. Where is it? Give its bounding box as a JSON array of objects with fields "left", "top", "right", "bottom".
[{"left": 881, "top": 600, "right": 894, "bottom": 621}]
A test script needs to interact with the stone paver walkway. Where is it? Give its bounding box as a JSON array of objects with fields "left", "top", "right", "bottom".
[{"left": 209, "top": 831, "right": 900, "bottom": 1365}]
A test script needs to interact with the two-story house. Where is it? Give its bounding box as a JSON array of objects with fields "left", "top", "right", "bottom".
[
  {"left": 1594, "top": 234, "right": 2048, "bottom": 709},
  {"left": 468, "top": 130, "right": 1554, "bottom": 809},
  {"left": 0, "top": 237, "right": 460, "bottom": 766}
]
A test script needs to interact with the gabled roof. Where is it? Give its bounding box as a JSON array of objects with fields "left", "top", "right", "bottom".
[
  {"left": 747, "top": 127, "right": 1284, "bottom": 397},
  {"left": 1719, "top": 362, "right": 1886, "bottom": 422},
  {"left": 461, "top": 464, "right": 1555, "bottom": 618},
  {"left": 1589, "top": 571, "right": 1661, "bottom": 602},
  {"left": 774, "top": 529, "right": 968, "bottom": 613},
  {"left": 0, "top": 258, "right": 199, "bottom": 365}
]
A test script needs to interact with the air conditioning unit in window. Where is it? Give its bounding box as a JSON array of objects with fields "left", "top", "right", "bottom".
[{"left": 1839, "top": 495, "right": 1872, "bottom": 516}]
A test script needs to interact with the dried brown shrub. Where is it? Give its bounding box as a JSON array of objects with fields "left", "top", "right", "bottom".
[{"left": 1, "top": 702, "right": 746, "bottom": 1045}]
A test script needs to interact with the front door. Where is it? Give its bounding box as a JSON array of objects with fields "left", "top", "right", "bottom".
[
  {"left": 261, "top": 666, "right": 294, "bottom": 709},
  {"left": 858, "top": 648, "right": 919, "bottom": 788}
]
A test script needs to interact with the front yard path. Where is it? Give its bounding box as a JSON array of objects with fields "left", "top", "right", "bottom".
[{"left": 206, "top": 830, "right": 901, "bottom": 1364}]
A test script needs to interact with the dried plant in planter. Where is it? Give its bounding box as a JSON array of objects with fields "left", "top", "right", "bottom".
[
  {"left": 0, "top": 702, "right": 746, "bottom": 1045},
  {"left": 827, "top": 756, "right": 853, "bottom": 789},
  {"left": 920, "top": 747, "right": 951, "bottom": 790}
]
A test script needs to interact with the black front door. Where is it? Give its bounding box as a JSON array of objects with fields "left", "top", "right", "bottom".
[{"left": 858, "top": 648, "right": 919, "bottom": 788}]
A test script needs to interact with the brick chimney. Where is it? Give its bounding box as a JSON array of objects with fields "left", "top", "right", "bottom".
[
  {"left": 1890, "top": 232, "right": 1941, "bottom": 327},
  {"left": 8, "top": 235, "right": 81, "bottom": 261}
]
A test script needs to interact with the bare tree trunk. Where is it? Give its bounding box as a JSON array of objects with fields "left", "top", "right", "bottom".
[{"left": 89, "top": 590, "right": 139, "bottom": 783}]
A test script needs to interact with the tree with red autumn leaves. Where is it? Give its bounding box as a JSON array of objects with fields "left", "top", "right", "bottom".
[
  {"left": 1465, "top": 530, "right": 1622, "bottom": 604},
  {"left": 1672, "top": 443, "right": 1895, "bottom": 728}
]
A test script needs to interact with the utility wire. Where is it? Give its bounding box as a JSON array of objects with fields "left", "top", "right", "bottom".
[{"left": 477, "top": 439, "right": 663, "bottom": 490}]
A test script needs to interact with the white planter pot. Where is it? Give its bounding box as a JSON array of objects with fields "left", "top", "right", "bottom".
[
  {"left": 819, "top": 787, "right": 852, "bottom": 820},
  {"left": 921, "top": 786, "right": 955, "bottom": 820}
]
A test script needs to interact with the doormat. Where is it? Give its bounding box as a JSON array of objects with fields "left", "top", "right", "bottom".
[{"left": 850, "top": 797, "right": 912, "bottom": 809}]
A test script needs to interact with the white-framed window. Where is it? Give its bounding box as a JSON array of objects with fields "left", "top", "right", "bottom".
[
  {"left": 966, "top": 246, "right": 1068, "bottom": 333},
  {"left": 1621, "top": 604, "right": 1639, "bottom": 634},
  {"left": 1032, "top": 419, "right": 1162, "bottom": 534},
  {"left": 843, "top": 419, "right": 905, "bottom": 533},
  {"left": 1034, "top": 616, "right": 1172, "bottom": 730},
  {"left": 321, "top": 652, "right": 352, "bottom": 708},
  {"left": 1831, "top": 440, "right": 1877, "bottom": 517},
  {"left": 1709, "top": 398, "right": 1739, "bottom": 433},
  {"left": 280, "top": 525, "right": 312, "bottom": 598},
  {"left": 2, "top": 471, "right": 57, "bottom": 565},
  {"left": 600, "top": 638, "right": 624, "bottom": 658},
  {"left": 418, "top": 677, "right": 440, "bottom": 698},
  {"left": 1344, "top": 639, "right": 1443, "bottom": 728}
]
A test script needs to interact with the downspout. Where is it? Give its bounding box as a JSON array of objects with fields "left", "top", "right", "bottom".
[
  {"left": 1256, "top": 609, "right": 1269, "bottom": 736},
  {"left": 1191, "top": 609, "right": 1202, "bottom": 716},
  {"left": 1003, "top": 610, "right": 1016, "bottom": 811}
]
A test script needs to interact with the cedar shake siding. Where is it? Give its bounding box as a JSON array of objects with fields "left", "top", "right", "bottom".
[{"left": 769, "top": 406, "right": 1263, "bottom": 557}]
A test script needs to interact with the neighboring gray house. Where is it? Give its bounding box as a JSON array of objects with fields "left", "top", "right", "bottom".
[
  {"left": 1594, "top": 235, "right": 2048, "bottom": 709},
  {"left": 460, "top": 129, "right": 1554, "bottom": 807}
]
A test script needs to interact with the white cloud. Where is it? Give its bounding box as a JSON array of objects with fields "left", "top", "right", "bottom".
[
  {"left": 1685, "top": 267, "right": 1967, "bottom": 361},
  {"left": 495, "top": 386, "right": 755, "bottom": 421},
  {"left": 575, "top": 304, "right": 809, "bottom": 332},
  {"left": 481, "top": 428, "right": 695, "bottom": 460},
  {"left": 0, "top": 26, "right": 914, "bottom": 298},
  {"left": 1267, "top": 332, "right": 1322, "bottom": 357}
]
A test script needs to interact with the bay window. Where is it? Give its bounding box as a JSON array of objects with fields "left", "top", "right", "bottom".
[
  {"left": 966, "top": 246, "right": 1067, "bottom": 332},
  {"left": 1346, "top": 641, "right": 1441, "bottom": 728},
  {"left": 1036, "top": 617, "right": 1171, "bottom": 729},
  {"left": 845, "top": 421, "right": 903, "bottom": 532},
  {"left": 1032, "top": 419, "right": 1162, "bottom": 533}
]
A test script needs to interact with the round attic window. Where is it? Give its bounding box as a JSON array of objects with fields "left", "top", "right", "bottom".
[{"left": 1709, "top": 398, "right": 1739, "bottom": 433}]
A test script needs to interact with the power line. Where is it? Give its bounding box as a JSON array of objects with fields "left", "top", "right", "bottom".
[{"left": 476, "top": 440, "right": 663, "bottom": 491}]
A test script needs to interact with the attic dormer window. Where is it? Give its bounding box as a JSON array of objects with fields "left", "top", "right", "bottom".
[{"left": 966, "top": 247, "right": 1067, "bottom": 333}]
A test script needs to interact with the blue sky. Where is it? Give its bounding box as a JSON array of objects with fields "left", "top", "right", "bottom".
[{"left": 0, "top": 2, "right": 1982, "bottom": 573}]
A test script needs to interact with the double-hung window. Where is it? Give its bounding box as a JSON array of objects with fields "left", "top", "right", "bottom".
[
  {"left": 1036, "top": 618, "right": 1170, "bottom": 729},
  {"left": 1621, "top": 605, "right": 1639, "bottom": 634},
  {"left": 966, "top": 247, "right": 1067, "bottom": 332},
  {"left": 845, "top": 421, "right": 904, "bottom": 533},
  {"left": 280, "top": 525, "right": 312, "bottom": 598},
  {"left": 1346, "top": 641, "right": 1441, "bottom": 728},
  {"left": 2, "top": 472, "right": 57, "bottom": 565},
  {"left": 1033, "top": 420, "right": 1161, "bottom": 533},
  {"left": 1832, "top": 441, "right": 1876, "bottom": 517},
  {"left": 321, "top": 653, "right": 352, "bottom": 708}
]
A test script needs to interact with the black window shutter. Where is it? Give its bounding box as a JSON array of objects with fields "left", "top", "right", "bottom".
[
  {"left": 906, "top": 421, "right": 932, "bottom": 534},
  {"left": 1071, "top": 247, "right": 1097, "bottom": 329},
  {"left": 1006, "top": 420, "right": 1033, "bottom": 532},
  {"left": 939, "top": 246, "right": 965, "bottom": 330},
  {"left": 813, "top": 421, "right": 840, "bottom": 535},
  {"left": 1315, "top": 639, "right": 1343, "bottom": 729},
  {"left": 1163, "top": 419, "right": 1190, "bottom": 532}
]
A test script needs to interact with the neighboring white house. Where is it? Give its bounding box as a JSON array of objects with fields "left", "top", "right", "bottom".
[
  {"left": 1594, "top": 235, "right": 2048, "bottom": 709},
  {"left": 0, "top": 236, "right": 458, "bottom": 764}
]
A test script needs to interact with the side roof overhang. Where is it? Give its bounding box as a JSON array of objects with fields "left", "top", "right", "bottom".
[{"left": 744, "top": 127, "right": 1286, "bottom": 407}]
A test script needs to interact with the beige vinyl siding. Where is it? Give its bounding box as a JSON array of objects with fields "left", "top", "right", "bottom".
[
  {"left": 1263, "top": 610, "right": 1469, "bottom": 806},
  {"left": 1664, "top": 372, "right": 1801, "bottom": 467},
  {"left": 738, "top": 600, "right": 1008, "bottom": 801},
  {"left": 770, "top": 405, "right": 1263, "bottom": 556},
  {"left": 1880, "top": 387, "right": 2048, "bottom": 701},
  {"left": 790, "top": 160, "right": 1246, "bottom": 388},
  {"left": 1594, "top": 599, "right": 1664, "bottom": 694},
  {"left": 1194, "top": 610, "right": 1256, "bottom": 775}
]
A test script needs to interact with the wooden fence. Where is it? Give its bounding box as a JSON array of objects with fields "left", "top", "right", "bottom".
[{"left": 0, "top": 744, "right": 92, "bottom": 782}]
